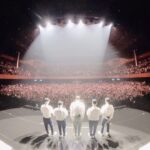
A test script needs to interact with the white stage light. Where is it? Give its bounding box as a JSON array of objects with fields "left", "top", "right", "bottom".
[
  {"left": 98, "top": 21, "right": 104, "bottom": 27},
  {"left": 78, "top": 19, "right": 84, "bottom": 27},
  {"left": 26, "top": 18, "right": 113, "bottom": 69},
  {"left": 46, "top": 21, "right": 50, "bottom": 27},
  {"left": 67, "top": 19, "right": 74, "bottom": 28},
  {"left": 109, "top": 23, "right": 113, "bottom": 28},
  {"left": 46, "top": 21, "right": 53, "bottom": 30},
  {"left": 38, "top": 25, "right": 43, "bottom": 31}
]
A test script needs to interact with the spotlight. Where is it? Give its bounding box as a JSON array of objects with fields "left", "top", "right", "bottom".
[
  {"left": 38, "top": 25, "right": 43, "bottom": 31},
  {"left": 46, "top": 21, "right": 53, "bottom": 30},
  {"left": 78, "top": 19, "right": 84, "bottom": 27},
  {"left": 46, "top": 21, "right": 50, "bottom": 27},
  {"left": 109, "top": 23, "right": 113, "bottom": 28},
  {"left": 67, "top": 19, "right": 74, "bottom": 28},
  {"left": 98, "top": 21, "right": 104, "bottom": 27}
]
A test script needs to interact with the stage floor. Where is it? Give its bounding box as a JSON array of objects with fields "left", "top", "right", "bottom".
[{"left": 0, "top": 107, "right": 150, "bottom": 150}]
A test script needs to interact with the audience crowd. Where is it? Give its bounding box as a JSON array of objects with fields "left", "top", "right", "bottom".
[
  {"left": 0, "top": 56, "right": 150, "bottom": 77},
  {"left": 105, "top": 57, "right": 150, "bottom": 76},
  {"left": 0, "top": 60, "right": 31, "bottom": 76},
  {"left": 0, "top": 81, "right": 149, "bottom": 106}
]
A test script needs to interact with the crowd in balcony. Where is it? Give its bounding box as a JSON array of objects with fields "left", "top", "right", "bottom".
[
  {"left": 0, "top": 60, "right": 31, "bottom": 76},
  {"left": 105, "top": 57, "right": 150, "bottom": 76},
  {"left": 0, "top": 56, "right": 149, "bottom": 77}
]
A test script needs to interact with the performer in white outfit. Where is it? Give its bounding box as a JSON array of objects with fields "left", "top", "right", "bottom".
[
  {"left": 100, "top": 97, "right": 114, "bottom": 137},
  {"left": 70, "top": 96, "right": 85, "bottom": 137},
  {"left": 87, "top": 99, "right": 101, "bottom": 138},
  {"left": 54, "top": 101, "right": 68, "bottom": 138},
  {"left": 40, "top": 98, "right": 54, "bottom": 136}
]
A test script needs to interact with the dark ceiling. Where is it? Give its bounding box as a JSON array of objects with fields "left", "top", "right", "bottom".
[{"left": 0, "top": 0, "right": 149, "bottom": 57}]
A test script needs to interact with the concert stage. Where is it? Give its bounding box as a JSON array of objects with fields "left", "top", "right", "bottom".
[{"left": 0, "top": 107, "right": 150, "bottom": 150}]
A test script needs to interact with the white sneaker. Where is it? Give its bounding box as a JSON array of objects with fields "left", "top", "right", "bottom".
[
  {"left": 48, "top": 133, "right": 51, "bottom": 136},
  {"left": 98, "top": 131, "right": 104, "bottom": 137},
  {"left": 88, "top": 132, "right": 91, "bottom": 137},
  {"left": 91, "top": 136, "right": 95, "bottom": 139},
  {"left": 106, "top": 132, "right": 111, "bottom": 138},
  {"left": 54, "top": 131, "right": 57, "bottom": 136},
  {"left": 48, "top": 133, "right": 53, "bottom": 137}
]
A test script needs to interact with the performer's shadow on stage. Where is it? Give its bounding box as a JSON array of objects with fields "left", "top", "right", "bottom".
[
  {"left": 18, "top": 134, "right": 119, "bottom": 150},
  {"left": 86, "top": 137, "right": 119, "bottom": 150},
  {"left": 19, "top": 134, "right": 48, "bottom": 148},
  {"left": 30, "top": 134, "right": 48, "bottom": 148},
  {"left": 106, "top": 138, "right": 119, "bottom": 148},
  {"left": 18, "top": 134, "right": 68, "bottom": 149},
  {"left": 19, "top": 135, "right": 35, "bottom": 144},
  {"left": 18, "top": 133, "right": 59, "bottom": 149}
]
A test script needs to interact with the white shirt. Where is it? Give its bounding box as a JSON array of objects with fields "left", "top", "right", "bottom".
[
  {"left": 70, "top": 100, "right": 85, "bottom": 120},
  {"left": 54, "top": 107, "right": 68, "bottom": 121},
  {"left": 87, "top": 105, "right": 101, "bottom": 121},
  {"left": 101, "top": 103, "right": 114, "bottom": 120},
  {"left": 40, "top": 104, "right": 54, "bottom": 118}
]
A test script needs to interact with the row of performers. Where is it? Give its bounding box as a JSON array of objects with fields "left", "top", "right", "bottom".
[{"left": 40, "top": 96, "right": 114, "bottom": 138}]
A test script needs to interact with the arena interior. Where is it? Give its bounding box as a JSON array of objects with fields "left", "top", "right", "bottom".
[{"left": 0, "top": 1, "right": 150, "bottom": 150}]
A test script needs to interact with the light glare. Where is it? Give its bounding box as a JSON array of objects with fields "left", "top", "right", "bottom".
[
  {"left": 67, "top": 19, "right": 74, "bottom": 28},
  {"left": 109, "top": 23, "right": 113, "bottom": 28},
  {"left": 46, "top": 21, "right": 50, "bottom": 27},
  {"left": 46, "top": 21, "right": 53, "bottom": 30},
  {"left": 78, "top": 19, "right": 84, "bottom": 27},
  {"left": 38, "top": 25, "right": 43, "bottom": 31},
  {"left": 98, "top": 21, "right": 104, "bottom": 27}
]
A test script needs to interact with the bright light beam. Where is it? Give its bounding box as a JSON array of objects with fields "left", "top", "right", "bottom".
[
  {"left": 25, "top": 19, "right": 114, "bottom": 76},
  {"left": 108, "top": 23, "right": 113, "bottom": 28},
  {"left": 46, "top": 21, "right": 54, "bottom": 30},
  {"left": 67, "top": 19, "right": 74, "bottom": 28},
  {"left": 38, "top": 25, "right": 44, "bottom": 31},
  {"left": 98, "top": 21, "right": 104, "bottom": 27},
  {"left": 77, "top": 19, "right": 84, "bottom": 27}
]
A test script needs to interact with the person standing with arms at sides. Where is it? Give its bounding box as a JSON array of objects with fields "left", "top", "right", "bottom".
[
  {"left": 70, "top": 96, "right": 85, "bottom": 137},
  {"left": 100, "top": 97, "right": 114, "bottom": 137},
  {"left": 87, "top": 99, "right": 101, "bottom": 138},
  {"left": 40, "top": 98, "right": 54, "bottom": 136},
  {"left": 54, "top": 101, "right": 68, "bottom": 138}
]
